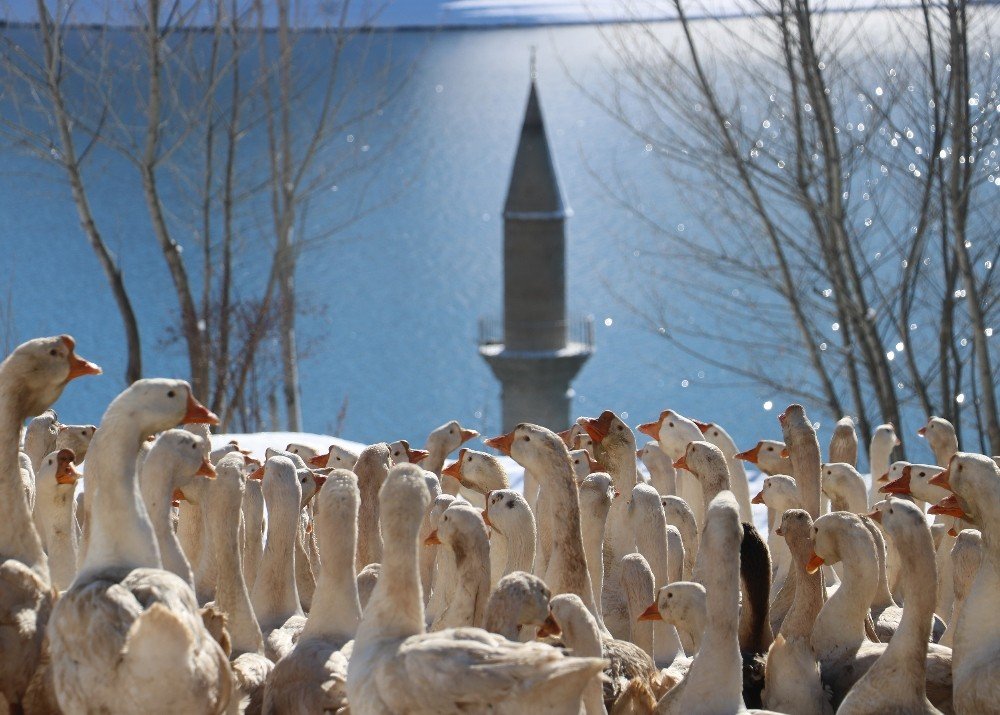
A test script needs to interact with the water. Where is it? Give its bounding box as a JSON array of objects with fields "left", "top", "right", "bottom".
[{"left": 0, "top": 17, "right": 951, "bottom": 465}]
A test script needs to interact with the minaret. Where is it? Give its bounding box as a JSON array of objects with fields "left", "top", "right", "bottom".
[{"left": 479, "top": 70, "right": 593, "bottom": 433}]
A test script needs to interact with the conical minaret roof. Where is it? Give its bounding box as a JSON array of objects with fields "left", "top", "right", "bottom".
[{"left": 503, "top": 80, "right": 567, "bottom": 219}]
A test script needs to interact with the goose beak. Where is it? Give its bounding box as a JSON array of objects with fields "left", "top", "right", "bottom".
[
  {"left": 482, "top": 509, "right": 493, "bottom": 528},
  {"left": 780, "top": 447, "right": 790, "bottom": 458},
  {"left": 484, "top": 430, "right": 516, "bottom": 456},
  {"left": 929, "top": 495, "right": 966, "bottom": 520},
  {"left": 584, "top": 411, "right": 616, "bottom": 444},
  {"left": 183, "top": 392, "right": 219, "bottom": 425},
  {"left": 556, "top": 429, "right": 574, "bottom": 446},
  {"left": 774, "top": 526, "right": 784, "bottom": 537},
  {"left": 588, "top": 455, "right": 603, "bottom": 473},
  {"left": 928, "top": 468, "right": 952, "bottom": 491},
  {"left": 693, "top": 420, "right": 711, "bottom": 434},
  {"left": 867, "top": 509, "right": 883, "bottom": 523},
  {"left": 806, "top": 552, "right": 825, "bottom": 574},
  {"left": 751, "top": 490, "right": 765, "bottom": 504},
  {"left": 637, "top": 421, "right": 659, "bottom": 439},
  {"left": 408, "top": 448, "right": 430, "bottom": 464},
  {"left": 248, "top": 464, "right": 265, "bottom": 480},
  {"left": 636, "top": 448, "right": 644, "bottom": 460},
  {"left": 196, "top": 458, "right": 216, "bottom": 478},
  {"left": 613, "top": 488, "right": 621, "bottom": 498},
  {"left": 734, "top": 445, "right": 760, "bottom": 463},
  {"left": 313, "top": 474, "right": 327, "bottom": 489},
  {"left": 893, "top": 436, "right": 902, "bottom": 447},
  {"left": 55, "top": 449, "right": 81, "bottom": 484},
  {"left": 459, "top": 428, "right": 479, "bottom": 443},
  {"left": 638, "top": 603, "right": 662, "bottom": 621},
  {"left": 537, "top": 613, "right": 562, "bottom": 638},
  {"left": 880, "top": 475, "right": 910, "bottom": 495},
  {"left": 948, "top": 527, "right": 958, "bottom": 537},
  {"left": 672, "top": 454, "right": 689, "bottom": 471},
  {"left": 778, "top": 410, "right": 788, "bottom": 426},
  {"left": 309, "top": 452, "right": 329, "bottom": 468},
  {"left": 876, "top": 471, "right": 890, "bottom": 482},
  {"left": 66, "top": 353, "right": 103, "bottom": 381},
  {"left": 442, "top": 450, "right": 465, "bottom": 479},
  {"left": 917, "top": 426, "right": 927, "bottom": 437},
  {"left": 424, "top": 530, "right": 442, "bottom": 546}
]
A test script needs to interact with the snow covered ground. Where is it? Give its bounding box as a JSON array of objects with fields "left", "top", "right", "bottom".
[{"left": 214, "top": 431, "right": 771, "bottom": 533}]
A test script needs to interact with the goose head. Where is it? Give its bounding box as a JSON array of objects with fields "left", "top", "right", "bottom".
[
  {"left": 929, "top": 452, "right": 1000, "bottom": 528},
  {"left": 389, "top": 440, "right": 429, "bottom": 466},
  {"left": 428, "top": 502, "right": 488, "bottom": 553},
  {"left": 821, "top": 463, "right": 866, "bottom": 509},
  {"left": 485, "top": 570, "right": 551, "bottom": 639},
  {"left": 582, "top": 410, "right": 635, "bottom": 462},
  {"left": 259, "top": 455, "right": 304, "bottom": 523},
  {"left": 151, "top": 429, "right": 217, "bottom": 504},
  {"left": 661, "top": 495, "right": 698, "bottom": 538},
  {"left": 378, "top": 463, "right": 433, "bottom": 542},
  {"left": 3, "top": 335, "right": 101, "bottom": 416},
  {"left": 427, "top": 420, "right": 479, "bottom": 457},
  {"left": 579, "top": 472, "right": 616, "bottom": 518},
  {"left": 778, "top": 404, "right": 814, "bottom": 441},
  {"left": 483, "top": 489, "right": 532, "bottom": 535},
  {"left": 542, "top": 592, "right": 599, "bottom": 643},
  {"left": 39, "top": 447, "right": 82, "bottom": 488},
  {"left": 628, "top": 481, "right": 664, "bottom": 529},
  {"left": 310, "top": 443, "right": 360, "bottom": 469},
  {"left": 735, "top": 439, "right": 790, "bottom": 476},
  {"left": 876, "top": 459, "right": 909, "bottom": 485},
  {"left": 484, "top": 423, "right": 568, "bottom": 475},
  {"left": 880, "top": 462, "right": 947, "bottom": 504},
  {"left": 109, "top": 379, "right": 218, "bottom": 436},
  {"left": 25, "top": 409, "right": 60, "bottom": 454},
  {"left": 286, "top": 443, "right": 319, "bottom": 461},
  {"left": 640, "top": 581, "right": 706, "bottom": 635},
  {"left": 569, "top": 448, "right": 602, "bottom": 484},
  {"left": 442, "top": 448, "right": 509, "bottom": 495},
  {"left": 871, "top": 423, "right": 901, "bottom": 452},
  {"left": 751, "top": 474, "right": 799, "bottom": 512},
  {"left": 776, "top": 508, "right": 815, "bottom": 564},
  {"left": 637, "top": 410, "right": 700, "bottom": 458},
  {"left": 868, "top": 498, "right": 930, "bottom": 551},
  {"left": 917, "top": 416, "right": 958, "bottom": 461},
  {"left": 673, "top": 440, "right": 730, "bottom": 495},
  {"left": 315, "top": 469, "right": 360, "bottom": 532},
  {"left": 808, "top": 511, "right": 872, "bottom": 574}
]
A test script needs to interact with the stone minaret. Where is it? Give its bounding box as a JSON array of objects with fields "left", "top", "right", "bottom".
[{"left": 479, "top": 74, "right": 593, "bottom": 433}]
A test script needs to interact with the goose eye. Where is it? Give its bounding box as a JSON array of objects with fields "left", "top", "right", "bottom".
[
  {"left": 81, "top": 430, "right": 87, "bottom": 435},
  {"left": 523, "top": 435, "right": 530, "bottom": 442},
  {"left": 192, "top": 444, "right": 197, "bottom": 450},
  {"left": 889, "top": 508, "right": 894, "bottom": 514},
  {"left": 713, "top": 432, "right": 718, "bottom": 437},
  {"left": 667, "top": 592, "right": 673, "bottom": 598},
  {"left": 48, "top": 459, "right": 53, "bottom": 465},
  {"left": 449, "top": 429, "right": 454, "bottom": 434},
  {"left": 668, "top": 422, "right": 674, "bottom": 428},
  {"left": 49, "top": 348, "right": 58, "bottom": 357},
  {"left": 167, "top": 390, "right": 176, "bottom": 398},
  {"left": 574, "top": 459, "right": 580, "bottom": 464},
  {"left": 467, "top": 455, "right": 473, "bottom": 462},
  {"left": 919, "top": 472, "right": 925, "bottom": 477},
  {"left": 767, "top": 446, "right": 774, "bottom": 451},
  {"left": 617, "top": 425, "right": 624, "bottom": 431}
]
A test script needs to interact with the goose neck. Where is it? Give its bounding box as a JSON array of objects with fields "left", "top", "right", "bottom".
[
  {"left": 0, "top": 399, "right": 47, "bottom": 575},
  {"left": 303, "top": 516, "right": 361, "bottom": 642}
]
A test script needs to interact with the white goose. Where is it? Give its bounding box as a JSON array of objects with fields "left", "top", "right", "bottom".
[
  {"left": 661, "top": 495, "right": 698, "bottom": 580},
  {"left": 309, "top": 443, "right": 360, "bottom": 470},
  {"left": 442, "top": 447, "right": 509, "bottom": 501},
  {"left": 354, "top": 442, "right": 391, "bottom": 571},
  {"left": 643, "top": 580, "right": 705, "bottom": 656},
  {"left": 264, "top": 469, "right": 362, "bottom": 714},
  {"left": 867, "top": 423, "right": 900, "bottom": 504},
  {"left": 541, "top": 593, "right": 608, "bottom": 715},
  {"left": 48, "top": 378, "right": 233, "bottom": 714},
  {"left": 638, "top": 410, "right": 704, "bottom": 526},
  {"left": 250, "top": 455, "right": 308, "bottom": 662},
  {"left": 930, "top": 452, "right": 1000, "bottom": 714},
  {"left": 578, "top": 472, "right": 614, "bottom": 615},
  {"left": 942, "top": 528, "right": 982, "bottom": 647},
  {"left": 139, "top": 429, "right": 216, "bottom": 591},
  {"left": 388, "top": 439, "right": 430, "bottom": 466},
  {"left": 55, "top": 423, "right": 96, "bottom": 463},
  {"left": 0, "top": 336, "right": 99, "bottom": 712},
  {"left": 483, "top": 489, "right": 536, "bottom": 584},
  {"left": 23, "top": 409, "right": 60, "bottom": 473},
  {"left": 691, "top": 419, "right": 754, "bottom": 524},
  {"left": 345, "top": 463, "right": 606, "bottom": 715},
  {"left": 483, "top": 570, "right": 551, "bottom": 642},
  {"left": 34, "top": 448, "right": 82, "bottom": 591},
  {"left": 837, "top": 498, "right": 945, "bottom": 715},
  {"left": 425, "top": 502, "right": 491, "bottom": 629},
  {"left": 638, "top": 440, "right": 676, "bottom": 496},
  {"left": 828, "top": 416, "right": 859, "bottom": 466},
  {"left": 424, "top": 420, "right": 479, "bottom": 488},
  {"left": 734, "top": 439, "right": 791, "bottom": 477}
]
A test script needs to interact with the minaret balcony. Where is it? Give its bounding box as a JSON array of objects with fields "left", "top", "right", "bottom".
[{"left": 477, "top": 315, "right": 594, "bottom": 358}]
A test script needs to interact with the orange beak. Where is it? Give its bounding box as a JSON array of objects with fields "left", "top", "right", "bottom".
[
  {"left": 172, "top": 487, "right": 187, "bottom": 503},
  {"left": 806, "top": 552, "right": 825, "bottom": 574},
  {"left": 638, "top": 602, "right": 663, "bottom": 621},
  {"left": 537, "top": 613, "right": 562, "bottom": 638},
  {"left": 751, "top": 490, "right": 765, "bottom": 505},
  {"left": 867, "top": 509, "right": 882, "bottom": 523},
  {"left": 780, "top": 447, "right": 790, "bottom": 458},
  {"left": 443, "top": 449, "right": 466, "bottom": 479},
  {"left": 584, "top": 411, "right": 616, "bottom": 444},
  {"left": 248, "top": 464, "right": 265, "bottom": 480},
  {"left": 459, "top": 428, "right": 479, "bottom": 443},
  {"left": 778, "top": 410, "right": 788, "bottom": 426},
  {"left": 880, "top": 474, "right": 911, "bottom": 495},
  {"left": 637, "top": 421, "right": 659, "bottom": 439},
  {"left": 636, "top": 448, "right": 644, "bottom": 459},
  {"left": 61, "top": 336, "right": 102, "bottom": 381},
  {"left": 928, "top": 468, "right": 952, "bottom": 491},
  {"left": 484, "top": 430, "right": 516, "bottom": 456},
  {"left": 424, "top": 530, "right": 442, "bottom": 546},
  {"left": 734, "top": 444, "right": 761, "bottom": 464},
  {"left": 55, "top": 448, "right": 80, "bottom": 484},
  {"left": 313, "top": 473, "right": 327, "bottom": 489},
  {"left": 929, "top": 495, "right": 967, "bottom": 520},
  {"left": 893, "top": 436, "right": 902, "bottom": 447},
  {"left": 196, "top": 458, "right": 216, "bottom": 478},
  {"left": 613, "top": 488, "right": 621, "bottom": 498},
  {"left": 917, "top": 426, "right": 927, "bottom": 437},
  {"left": 948, "top": 527, "right": 959, "bottom": 537},
  {"left": 672, "top": 454, "right": 689, "bottom": 471},
  {"left": 183, "top": 392, "right": 219, "bottom": 425},
  {"left": 876, "top": 471, "right": 890, "bottom": 482},
  {"left": 309, "top": 452, "right": 329, "bottom": 468},
  {"left": 482, "top": 509, "right": 493, "bottom": 528},
  {"left": 408, "top": 448, "right": 430, "bottom": 464},
  {"left": 693, "top": 420, "right": 711, "bottom": 434},
  {"left": 774, "top": 525, "right": 784, "bottom": 537},
  {"left": 557, "top": 428, "right": 574, "bottom": 446},
  {"left": 588, "top": 455, "right": 603, "bottom": 472}
]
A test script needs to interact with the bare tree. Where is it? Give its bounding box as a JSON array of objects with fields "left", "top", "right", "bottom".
[{"left": 586, "top": 0, "right": 999, "bottom": 455}]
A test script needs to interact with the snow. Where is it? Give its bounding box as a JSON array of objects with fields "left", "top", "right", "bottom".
[{"left": 214, "top": 431, "right": 769, "bottom": 533}]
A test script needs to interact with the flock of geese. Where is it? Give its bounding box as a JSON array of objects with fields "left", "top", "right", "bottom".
[{"left": 1, "top": 334, "right": 999, "bottom": 714}]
